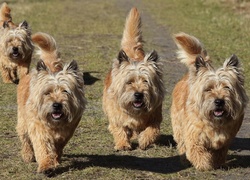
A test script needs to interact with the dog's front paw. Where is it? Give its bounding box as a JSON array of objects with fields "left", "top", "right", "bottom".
[
  {"left": 21, "top": 147, "right": 35, "bottom": 163},
  {"left": 138, "top": 142, "right": 151, "bottom": 150},
  {"left": 114, "top": 142, "right": 131, "bottom": 151},
  {"left": 138, "top": 139, "right": 152, "bottom": 150},
  {"left": 37, "top": 157, "right": 59, "bottom": 174},
  {"left": 37, "top": 164, "right": 55, "bottom": 174},
  {"left": 39, "top": 168, "right": 54, "bottom": 176},
  {"left": 22, "top": 153, "right": 35, "bottom": 163},
  {"left": 138, "top": 134, "right": 154, "bottom": 150}
]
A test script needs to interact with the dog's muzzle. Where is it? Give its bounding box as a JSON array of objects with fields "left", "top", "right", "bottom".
[
  {"left": 133, "top": 92, "right": 144, "bottom": 108},
  {"left": 213, "top": 99, "right": 225, "bottom": 118},
  {"left": 51, "top": 103, "right": 64, "bottom": 120},
  {"left": 11, "top": 47, "right": 20, "bottom": 59}
]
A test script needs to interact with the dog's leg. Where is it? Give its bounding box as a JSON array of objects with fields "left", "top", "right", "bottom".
[
  {"left": 211, "top": 146, "right": 229, "bottom": 169},
  {"left": 9, "top": 67, "right": 19, "bottom": 84},
  {"left": 186, "top": 142, "right": 213, "bottom": 170},
  {"left": 16, "top": 126, "right": 35, "bottom": 162},
  {"left": 138, "top": 124, "right": 160, "bottom": 150},
  {"left": 0, "top": 67, "right": 12, "bottom": 83},
  {"left": 138, "top": 108, "right": 162, "bottom": 150},
  {"left": 18, "top": 57, "right": 31, "bottom": 79},
  {"left": 171, "top": 109, "right": 186, "bottom": 154},
  {"left": 20, "top": 135, "right": 35, "bottom": 163},
  {"left": 109, "top": 124, "right": 132, "bottom": 151},
  {"left": 55, "top": 142, "right": 66, "bottom": 163},
  {"left": 29, "top": 128, "right": 59, "bottom": 173}
]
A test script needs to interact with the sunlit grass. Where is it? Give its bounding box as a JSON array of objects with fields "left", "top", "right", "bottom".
[{"left": 1, "top": 0, "right": 250, "bottom": 179}]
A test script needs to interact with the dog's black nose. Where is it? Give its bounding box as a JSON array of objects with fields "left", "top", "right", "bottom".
[
  {"left": 53, "top": 103, "right": 62, "bottom": 110},
  {"left": 12, "top": 47, "right": 18, "bottom": 52},
  {"left": 214, "top": 99, "right": 225, "bottom": 107},
  {"left": 134, "top": 92, "right": 143, "bottom": 100},
  {"left": 12, "top": 79, "right": 19, "bottom": 84}
]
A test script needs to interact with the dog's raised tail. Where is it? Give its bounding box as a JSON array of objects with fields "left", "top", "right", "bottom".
[
  {"left": 32, "top": 32, "right": 63, "bottom": 72},
  {"left": 0, "top": 2, "right": 16, "bottom": 27},
  {"left": 174, "top": 32, "right": 209, "bottom": 66},
  {"left": 121, "top": 7, "right": 144, "bottom": 60},
  {"left": 0, "top": 2, "right": 11, "bottom": 21}
]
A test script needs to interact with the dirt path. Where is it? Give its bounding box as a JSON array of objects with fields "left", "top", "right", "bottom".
[{"left": 115, "top": 0, "right": 250, "bottom": 176}]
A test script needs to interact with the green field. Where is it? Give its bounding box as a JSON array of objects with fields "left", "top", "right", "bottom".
[{"left": 1, "top": 0, "right": 250, "bottom": 179}]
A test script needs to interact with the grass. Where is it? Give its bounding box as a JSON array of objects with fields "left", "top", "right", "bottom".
[
  {"left": 1, "top": 0, "right": 250, "bottom": 179},
  {"left": 144, "top": 0, "right": 250, "bottom": 89}
]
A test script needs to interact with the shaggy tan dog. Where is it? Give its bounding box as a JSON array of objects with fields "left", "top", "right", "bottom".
[
  {"left": 0, "top": 2, "right": 34, "bottom": 84},
  {"left": 171, "top": 32, "right": 248, "bottom": 170},
  {"left": 16, "top": 32, "right": 86, "bottom": 173},
  {"left": 103, "top": 8, "right": 165, "bottom": 151}
]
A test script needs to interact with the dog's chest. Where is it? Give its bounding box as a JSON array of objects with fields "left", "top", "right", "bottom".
[{"left": 203, "top": 127, "right": 231, "bottom": 149}]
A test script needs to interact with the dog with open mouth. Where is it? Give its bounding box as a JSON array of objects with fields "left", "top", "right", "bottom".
[
  {"left": 103, "top": 8, "right": 165, "bottom": 151},
  {"left": 171, "top": 32, "right": 248, "bottom": 170},
  {"left": 16, "top": 32, "right": 86, "bottom": 173},
  {"left": 0, "top": 2, "right": 34, "bottom": 84}
]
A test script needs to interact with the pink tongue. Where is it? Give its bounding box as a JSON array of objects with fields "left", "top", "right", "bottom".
[
  {"left": 133, "top": 102, "right": 143, "bottom": 107},
  {"left": 52, "top": 113, "right": 62, "bottom": 119},
  {"left": 214, "top": 110, "right": 224, "bottom": 117}
]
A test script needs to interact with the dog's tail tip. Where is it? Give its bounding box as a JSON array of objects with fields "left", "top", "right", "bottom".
[
  {"left": 173, "top": 32, "right": 208, "bottom": 66},
  {"left": 0, "top": 2, "right": 10, "bottom": 13},
  {"left": 129, "top": 7, "right": 139, "bottom": 17},
  {"left": 32, "top": 32, "right": 58, "bottom": 53},
  {"left": 0, "top": 2, "right": 12, "bottom": 22},
  {"left": 121, "top": 7, "right": 144, "bottom": 60},
  {"left": 32, "top": 32, "right": 62, "bottom": 72}
]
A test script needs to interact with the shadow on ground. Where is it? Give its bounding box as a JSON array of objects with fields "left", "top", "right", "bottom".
[
  {"left": 156, "top": 134, "right": 177, "bottom": 147},
  {"left": 83, "top": 71, "right": 100, "bottom": 85},
  {"left": 227, "top": 154, "right": 250, "bottom": 168},
  {"left": 230, "top": 137, "right": 250, "bottom": 151},
  {"left": 45, "top": 135, "right": 182, "bottom": 177},
  {"left": 42, "top": 135, "right": 250, "bottom": 177},
  {"left": 49, "top": 154, "right": 185, "bottom": 177}
]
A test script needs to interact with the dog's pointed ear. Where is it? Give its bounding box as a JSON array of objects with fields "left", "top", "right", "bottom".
[
  {"left": 146, "top": 50, "right": 159, "bottom": 62},
  {"left": 66, "top": 60, "right": 79, "bottom": 71},
  {"left": 36, "top": 60, "right": 48, "bottom": 71},
  {"left": 195, "top": 55, "right": 207, "bottom": 71},
  {"left": 20, "top": 20, "right": 28, "bottom": 29},
  {"left": 3, "top": 21, "right": 9, "bottom": 28},
  {"left": 224, "top": 54, "right": 240, "bottom": 68},
  {"left": 223, "top": 54, "right": 244, "bottom": 86},
  {"left": 117, "top": 50, "right": 129, "bottom": 64}
]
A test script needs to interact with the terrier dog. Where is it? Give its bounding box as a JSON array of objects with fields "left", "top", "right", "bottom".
[
  {"left": 0, "top": 2, "right": 34, "bottom": 84},
  {"left": 103, "top": 8, "right": 165, "bottom": 151},
  {"left": 171, "top": 32, "right": 248, "bottom": 170},
  {"left": 16, "top": 32, "right": 86, "bottom": 173}
]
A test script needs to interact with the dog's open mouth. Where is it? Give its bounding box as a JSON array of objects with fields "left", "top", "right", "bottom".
[
  {"left": 12, "top": 52, "right": 20, "bottom": 58},
  {"left": 51, "top": 112, "right": 63, "bottom": 120},
  {"left": 133, "top": 100, "right": 144, "bottom": 108},
  {"left": 213, "top": 109, "right": 224, "bottom": 117}
]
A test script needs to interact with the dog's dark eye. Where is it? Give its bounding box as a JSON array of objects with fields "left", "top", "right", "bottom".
[
  {"left": 224, "top": 86, "right": 231, "bottom": 90},
  {"left": 62, "top": 90, "right": 70, "bottom": 94},
  {"left": 44, "top": 92, "right": 50, "bottom": 96},
  {"left": 62, "top": 90, "right": 70, "bottom": 95},
  {"left": 143, "top": 80, "right": 148, "bottom": 83},
  {"left": 126, "top": 81, "right": 132, "bottom": 85},
  {"left": 204, "top": 88, "right": 211, "bottom": 92}
]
